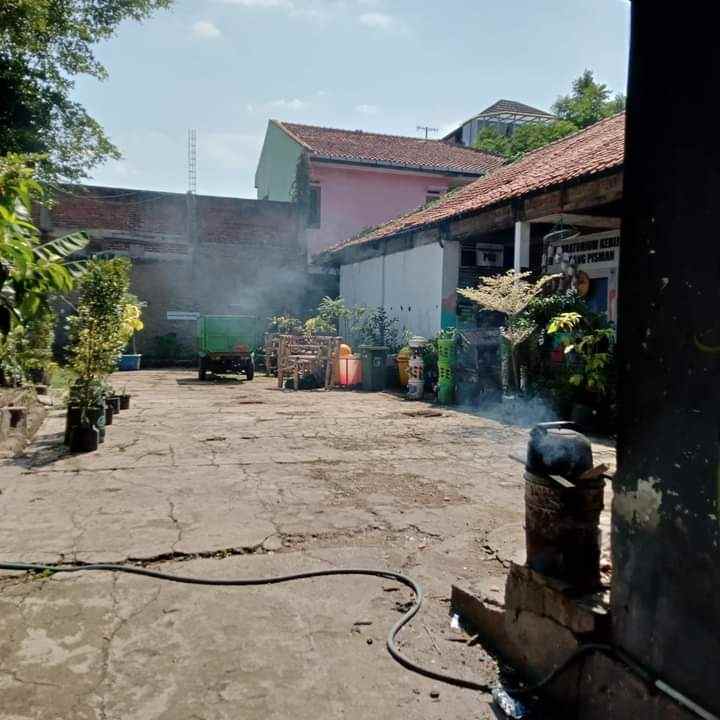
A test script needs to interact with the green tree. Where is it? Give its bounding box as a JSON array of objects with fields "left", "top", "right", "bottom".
[
  {"left": 472, "top": 127, "right": 511, "bottom": 158},
  {"left": 474, "top": 71, "right": 625, "bottom": 161},
  {"left": 508, "top": 119, "right": 579, "bottom": 157},
  {"left": 0, "top": 0, "right": 173, "bottom": 180},
  {"left": 552, "top": 69, "right": 626, "bottom": 129},
  {"left": 474, "top": 120, "right": 578, "bottom": 161}
]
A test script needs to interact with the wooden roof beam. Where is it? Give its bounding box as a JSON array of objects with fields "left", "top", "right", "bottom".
[{"left": 530, "top": 213, "right": 621, "bottom": 229}]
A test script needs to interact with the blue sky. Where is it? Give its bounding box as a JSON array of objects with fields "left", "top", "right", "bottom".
[{"left": 75, "top": 0, "right": 631, "bottom": 198}]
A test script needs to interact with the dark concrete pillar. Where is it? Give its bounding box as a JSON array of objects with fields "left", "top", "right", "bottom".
[{"left": 614, "top": 2, "right": 720, "bottom": 714}]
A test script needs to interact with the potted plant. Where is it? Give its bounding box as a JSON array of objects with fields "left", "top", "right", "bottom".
[
  {"left": 69, "top": 419, "right": 99, "bottom": 453},
  {"left": 103, "top": 380, "right": 121, "bottom": 413},
  {"left": 547, "top": 311, "right": 616, "bottom": 431},
  {"left": 65, "top": 378, "right": 106, "bottom": 445},
  {"left": 118, "top": 386, "right": 131, "bottom": 410},
  {"left": 458, "top": 270, "right": 558, "bottom": 399},
  {"left": 119, "top": 294, "right": 145, "bottom": 371},
  {"left": 65, "top": 258, "right": 136, "bottom": 445}
]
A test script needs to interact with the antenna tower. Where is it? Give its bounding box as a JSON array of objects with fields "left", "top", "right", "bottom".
[
  {"left": 188, "top": 129, "right": 197, "bottom": 194},
  {"left": 417, "top": 125, "right": 438, "bottom": 139}
]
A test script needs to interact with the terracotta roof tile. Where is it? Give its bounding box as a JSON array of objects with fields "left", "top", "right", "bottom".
[
  {"left": 276, "top": 121, "right": 503, "bottom": 176},
  {"left": 324, "top": 112, "right": 625, "bottom": 258}
]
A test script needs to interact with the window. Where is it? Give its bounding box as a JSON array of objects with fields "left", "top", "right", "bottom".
[
  {"left": 308, "top": 184, "right": 321, "bottom": 228},
  {"left": 425, "top": 189, "right": 443, "bottom": 205}
]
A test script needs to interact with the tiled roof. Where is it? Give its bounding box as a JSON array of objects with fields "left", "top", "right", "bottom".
[
  {"left": 479, "top": 99, "right": 555, "bottom": 118},
  {"left": 324, "top": 112, "right": 625, "bottom": 258},
  {"left": 275, "top": 121, "right": 503, "bottom": 176}
]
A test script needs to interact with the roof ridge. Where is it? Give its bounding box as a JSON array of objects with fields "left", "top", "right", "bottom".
[
  {"left": 480, "top": 98, "right": 555, "bottom": 117},
  {"left": 272, "top": 119, "right": 314, "bottom": 151},
  {"left": 280, "top": 120, "right": 485, "bottom": 148},
  {"left": 506, "top": 111, "right": 625, "bottom": 163},
  {"left": 322, "top": 111, "right": 626, "bottom": 258}
]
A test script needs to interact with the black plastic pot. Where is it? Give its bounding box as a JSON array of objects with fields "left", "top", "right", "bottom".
[
  {"left": 108, "top": 395, "right": 121, "bottom": 413},
  {"left": 65, "top": 405, "right": 106, "bottom": 445},
  {"left": 119, "top": 394, "right": 131, "bottom": 410},
  {"left": 70, "top": 424, "right": 99, "bottom": 453},
  {"left": 105, "top": 404, "right": 114, "bottom": 426}
]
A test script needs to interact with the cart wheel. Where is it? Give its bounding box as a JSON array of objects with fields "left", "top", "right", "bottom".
[
  {"left": 245, "top": 365, "right": 254, "bottom": 381},
  {"left": 199, "top": 368, "right": 207, "bottom": 381}
]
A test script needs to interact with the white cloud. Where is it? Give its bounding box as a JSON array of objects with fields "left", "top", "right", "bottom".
[
  {"left": 269, "top": 98, "right": 307, "bottom": 110},
  {"left": 217, "top": 0, "right": 294, "bottom": 7},
  {"left": 358, "top": 11, "right": 406, "bottom": 33},
  {"left": 216, "top": 0, "right": 405, "bottom": 30},
  {"left": 246, "top": 97, "right": 310, "bottom": 114},
  {"left": 355, "top": 103, "right": 379, "bottom": 115},
  {"left": 192, "top": 20, "right": 222, "bottom": 38}
]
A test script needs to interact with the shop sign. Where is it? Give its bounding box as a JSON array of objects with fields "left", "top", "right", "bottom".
[
  {"left": 166, "top": 311, "right": 199, "bottom": 321},
  {"left": 476, "top": 243, "right": 504, "bottom": 268},
  {"left": 546, "top": 234, "right": 620, "bottom": 269}
]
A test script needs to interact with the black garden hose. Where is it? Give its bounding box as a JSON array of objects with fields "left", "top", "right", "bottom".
[{"left": 0, "top": 561, "right": 613, "bottom": 699}]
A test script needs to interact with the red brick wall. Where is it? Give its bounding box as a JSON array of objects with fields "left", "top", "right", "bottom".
[{"left": 41, "top": 185, "right": 337, "bottom": 361}]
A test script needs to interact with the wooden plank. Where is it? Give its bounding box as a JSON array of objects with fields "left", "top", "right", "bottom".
[{"left": 531, "top": 213, "right": 621, "bottom": 229}]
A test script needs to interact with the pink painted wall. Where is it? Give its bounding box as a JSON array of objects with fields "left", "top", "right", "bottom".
[{"left": 305, "top": 162, "right": 457, "bottom": 257}]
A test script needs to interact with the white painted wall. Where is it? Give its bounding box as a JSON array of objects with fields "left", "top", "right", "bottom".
[{"left": 339, "top": 243, "right": 444, "bottom": 339}]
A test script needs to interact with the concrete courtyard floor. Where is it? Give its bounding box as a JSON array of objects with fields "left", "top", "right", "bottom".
[{"left": 0, "top": 370, "right": 615, "bottom": 719}]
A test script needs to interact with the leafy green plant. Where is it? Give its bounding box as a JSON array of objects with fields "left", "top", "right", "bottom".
[
  {"left": 436, "top": 327, "right": 458, "bottom": 341},
  {"left": 1, "top": 156, "right": 88, "bottom": 338},
  {"left": 66, "top": 257, "right": 137, "bottom": 394},
  {"left": 458, "top": 270, "right": 557, "bottom": 392},
  {"left": 303, "top": 315, "right": 334, "bottom": 336},
  {"left": 547, "top": 311, "right": 616, "bottom": 396},
  {"left": 302, "top": 296, "right": 350, "bottom": 337},
  {"left": 351, "top": 306, "right": 409, "bottom": 352},
  {"left": 0, "top": 325, "right": 24, "bottom": 386},
  {"left": 268, "top": 314, "right": 303, "bottom": 334}
]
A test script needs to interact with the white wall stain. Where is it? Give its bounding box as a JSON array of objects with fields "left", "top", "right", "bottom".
[{"left": 613, "top": 476, "right": 664, "bottom": 530}]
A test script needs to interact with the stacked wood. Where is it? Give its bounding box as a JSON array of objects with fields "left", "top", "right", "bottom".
[
  {"left": 276, "top": 335, "right": 342, "bottom": 390},
  {"left": 263, "top": 332, "right": 280, "bottom": 376}
]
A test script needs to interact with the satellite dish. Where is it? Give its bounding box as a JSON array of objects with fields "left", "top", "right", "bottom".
[{"left": 543, "top": 224, "right": 580, "bottom": 244}]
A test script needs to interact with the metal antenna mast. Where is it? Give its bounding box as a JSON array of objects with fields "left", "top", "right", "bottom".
[
  {"left": 187, "top": 129, "right": 197, "bottom": 194},
  {"left": 417, "top": 125, "right": 438, "bottom": 139}
]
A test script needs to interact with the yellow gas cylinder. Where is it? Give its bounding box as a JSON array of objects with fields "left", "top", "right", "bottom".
[
  {"left": 396, "top": 346, "right": 411, "bottom": 388},
  {"left": 339, "top": 343, "right": 352, "bottom": 357}
]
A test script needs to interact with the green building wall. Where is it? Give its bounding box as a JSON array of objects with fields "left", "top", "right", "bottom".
[{"left": 254, "top": 121, "right": 304, "bottom": 201}]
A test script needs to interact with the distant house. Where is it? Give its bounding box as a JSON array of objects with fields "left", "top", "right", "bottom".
[
  {"left": 254, "top": 120, "right": 502, "bottom": 257},
  {"left": 317, "top": 113, "right": 625, "bottom": 343},
  {"left": 444, "top": 99, "right": 555, "bottom": 148}
]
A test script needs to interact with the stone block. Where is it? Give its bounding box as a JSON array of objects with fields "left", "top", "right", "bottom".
[{"left": 505, "top": 562, "right": 609, "bottom": 637}]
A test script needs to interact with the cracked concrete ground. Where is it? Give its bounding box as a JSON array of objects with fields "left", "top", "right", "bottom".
[{"left": 0, "top": 370, "right": 615, "bottom": 719}]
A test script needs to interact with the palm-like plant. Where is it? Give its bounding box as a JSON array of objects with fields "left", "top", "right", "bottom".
[
  {"left": 0, "top": 156, "right": 88, "bottom": 336},
  {"left": 458, "top": 270, "right": 557, "bottom": 392}
]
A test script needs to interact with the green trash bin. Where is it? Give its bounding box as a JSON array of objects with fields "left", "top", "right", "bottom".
[{"left": 359, "top": 345, "right": 388, "bottom": 391}]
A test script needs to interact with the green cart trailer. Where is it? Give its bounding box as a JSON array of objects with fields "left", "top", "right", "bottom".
[{"left": 197, "top": 315, "right": 258, "bottom": 381}]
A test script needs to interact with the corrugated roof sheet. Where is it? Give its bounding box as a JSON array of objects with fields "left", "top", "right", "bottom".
[
  {"left": 325, "top": 112, "right": 625, "bottom": 257},
  {"left": 479, "top": 99, "right": 555, "bottom": 118},
  {"left": 276, "top": 121, "right": 503, "bottom": 176}
]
